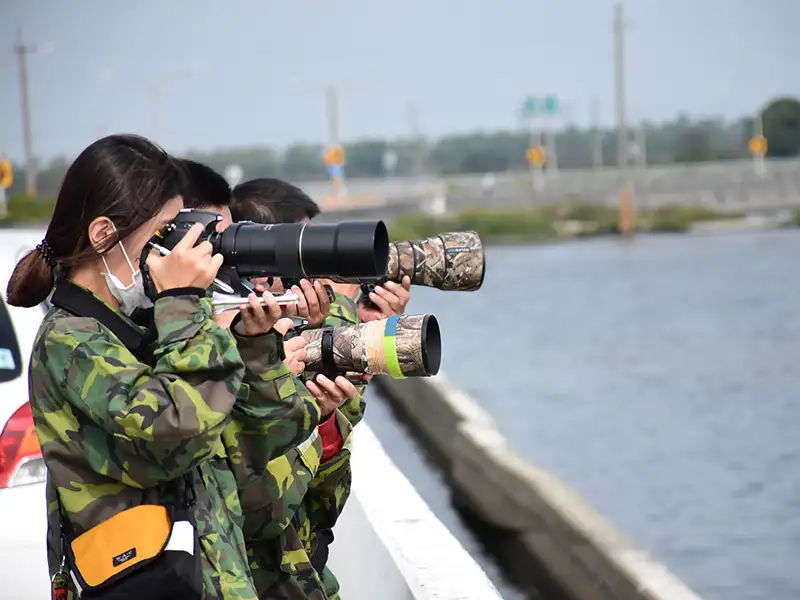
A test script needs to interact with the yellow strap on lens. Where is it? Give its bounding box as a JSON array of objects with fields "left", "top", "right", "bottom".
[{"left": 382, "top": 315, "right": 405, "bottom": 379}]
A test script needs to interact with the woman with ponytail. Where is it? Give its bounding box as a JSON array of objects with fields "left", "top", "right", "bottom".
[{"left": 6, "top": 134, "right": 317, "bottom": 599}]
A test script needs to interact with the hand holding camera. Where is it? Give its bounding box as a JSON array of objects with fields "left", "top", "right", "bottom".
[
  {"left": 146, "top": 223, "right": 223, "bottom": 293},
  {"left": 284, "top": 279, "right": 331, "bottom": 326},
  {"left": 282, "top": 336, "right": 308, "bottom": 376},
  {"left": 305, "top": 373, "right": 359, "bottom": 417},
  {"left": 358, "top": 276, "right": 412, "bottom": 323},
  {"left": 237, "top": 291, "right": 286, "bottom": 336}
]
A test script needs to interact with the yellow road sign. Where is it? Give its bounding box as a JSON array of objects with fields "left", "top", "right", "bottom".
[
  {"left": 526, "top": 146, "right": 546, "bottom": 166},
  {"left": 323, "top": 145, "right": 346, "bottom": 167},
  {"left": 749, "top": 135, "right": 767, "bottom": 156},
  {"left": 0, "top": 159, "right": 12, "bottom": 189}
]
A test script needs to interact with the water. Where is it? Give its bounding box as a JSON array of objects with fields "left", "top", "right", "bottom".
[{"left": 382, "top": 228, "right": 800, "bottom": 600}]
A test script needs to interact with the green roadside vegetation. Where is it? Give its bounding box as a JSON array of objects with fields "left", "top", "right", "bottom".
[
  {"left": 0, "top": 194, "right": 56, "bottom": 225},
  {"left": 388, "top": 203, "right": 746, "bottom": 243},
  {"left": 2, "top": 194, "right": 796, "bottom": 242}
]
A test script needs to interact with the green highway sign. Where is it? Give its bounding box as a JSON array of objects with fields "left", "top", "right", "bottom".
[{"left": 522, "top": 95, "right": 560, "bottom": 118}]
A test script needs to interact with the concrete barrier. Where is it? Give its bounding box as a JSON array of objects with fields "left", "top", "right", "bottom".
[
  {"left": 329, "top": 424, "right": 503, "bottom": 600},
  {"left": 374, "top": 372, "right": 705, "bottom": 600}
]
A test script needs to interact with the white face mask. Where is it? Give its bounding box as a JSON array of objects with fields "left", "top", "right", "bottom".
[{"left": 101, "top": 223, "right": 153, "bottom": 316}]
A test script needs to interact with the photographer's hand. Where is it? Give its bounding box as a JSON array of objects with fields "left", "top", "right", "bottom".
[
  {"left": 305, "top": 374, "right": 358, "bottom": 418},
  {"left": 288, "top": 279, "right": 331, "bottom": 326},
  {"left": 238, "top": 291, "right": 283, "bottom": 336},
  {"left": 146, "top": 223, "right": 223, "bottom": 293},
  {"left": 282, "top": 336, "right": 307, "bottom": 376},
  {"left": 358, "top": 276, "right": 412, "bottom": 322}
]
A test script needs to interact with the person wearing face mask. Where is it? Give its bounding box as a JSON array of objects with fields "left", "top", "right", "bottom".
[
  {"left": 6, "top": 135, "right": 321, "bottom": 600},
  {"left": 99, "top": 221, "right": 154, "bottom": 314}
]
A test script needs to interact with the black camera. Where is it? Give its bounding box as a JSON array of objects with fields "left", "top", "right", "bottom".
[{"left": 140, "top": 208, "right": 390, "bottom": 298}]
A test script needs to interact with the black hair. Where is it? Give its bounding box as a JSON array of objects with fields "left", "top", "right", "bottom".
[
  {"left": 178, "top": 159, "right": 232, "bottom": 209},
  {"left": 230, "top": 178, "right": 320, "bottom": 224},
  {"left": 7, "top": 134, "right": 183, "bottom": 307}
]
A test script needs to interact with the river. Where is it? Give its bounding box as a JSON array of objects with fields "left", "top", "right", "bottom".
[{"left": 368, "top": 228, "right": 800, "bottom": 600}]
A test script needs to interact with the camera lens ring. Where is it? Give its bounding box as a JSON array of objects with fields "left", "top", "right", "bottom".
[{"left": 297, "top": 222, "right": 308, "bottom": 278}]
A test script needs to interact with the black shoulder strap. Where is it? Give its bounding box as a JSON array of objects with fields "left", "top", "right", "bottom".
[
  {"left": 50, "top": 281, "right": 154, "bottom": 365},
  {"left": 49, "top": 282, "right": 193, "bottom": 552}
]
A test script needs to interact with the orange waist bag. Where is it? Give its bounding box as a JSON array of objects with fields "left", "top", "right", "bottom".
[{"left": 60, "top": 477, "right": 203, "bottom": 599}]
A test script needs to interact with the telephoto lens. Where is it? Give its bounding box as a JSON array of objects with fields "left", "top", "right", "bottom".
[
  {"left": 299, "top": 314, "right": 441, "bottom": 378},
  {"left": 328, "top": 230, "right": 485, "bottom": 291},
  {"left": 152, "top": 209, "right": 390, "bottom": 280},
  {"left": 386, "top": 231, "right": 485, "bottom": 291},
  {"left": 217, "top": 220, "right": 390, "bottom": 280}
]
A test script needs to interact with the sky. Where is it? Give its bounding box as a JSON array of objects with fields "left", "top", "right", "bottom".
[{"left": 0, "top": 0, "right": 797, "bottom": 162}]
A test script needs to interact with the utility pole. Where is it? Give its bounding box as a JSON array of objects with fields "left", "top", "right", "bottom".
[
  {"left": 545, "top": 129, "right": 559, "bottom": 176},
  {"left": 635, "top": 121, "right": 647, "bottom": 169},
  {"left": 13, "top": 31, "right": 37, "bottom": 198},
  {"left": 407, "top": 100, "right": 425, "bottom": 177},
  {"left": 591, "top": 97, "right": 603, "bottom": 169},
  {"left": 613, "top": 1, "right": 634, "bottom": 235},
  {"left": 613, "top": 2, "right": 627, "bottom": 173},
  {"left": 752, "top": 108, "right": 766, "bottom": 177}
]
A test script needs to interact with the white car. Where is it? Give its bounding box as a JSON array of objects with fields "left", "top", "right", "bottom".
[{"left": 0, "top": 230, "right": 53, "bottom": 600}]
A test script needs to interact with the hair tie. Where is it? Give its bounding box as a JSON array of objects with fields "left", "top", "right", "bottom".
[{"left": 36, "top": 239, "right": 56, "bottom": 266}]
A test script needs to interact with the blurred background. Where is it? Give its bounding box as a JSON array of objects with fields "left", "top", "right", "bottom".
[{"left": 1, "top": 1, "right": 798, "bottom": 600}]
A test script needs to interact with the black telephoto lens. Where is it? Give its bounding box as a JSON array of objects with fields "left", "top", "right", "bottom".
[
  {"left": 299, "top": 221, "right": 389, "bottom": 279},
  {"left": 214, "top": 220, "right": 389, "bottom": 280}
]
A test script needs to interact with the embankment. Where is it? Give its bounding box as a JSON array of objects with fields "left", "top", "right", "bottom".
[{"left": 373, "top": 373, "right": 704, "bottom": 600}]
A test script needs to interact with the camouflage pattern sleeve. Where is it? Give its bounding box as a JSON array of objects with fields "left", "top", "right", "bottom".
[
  {"left": 324, "top": 291, "right": 360, "bottom": 328},
  {"left": 36, "top": 294, "right": 244, "bottom": 487},
  {"left": 323, "top": 291, "right": 368, "bottom": 427},
  {"left": 222, "top": 326, "right": 321, "bottom": 544},
  {"left": 224, "top": 327, "right": 321, "bottom": 473},
  {"left": 302, "top": 410, "right": 355, "bottom": 535}
]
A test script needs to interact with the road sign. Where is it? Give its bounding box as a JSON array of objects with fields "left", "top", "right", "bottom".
[
  {"left": 522, "top": 95, "right": 560, "bottom": 118},
  {"left": 323, "top": 145, "right": 345, "bottom": 167},
  {"left": 0, "top": 159, "right": 12, "bottom": 189},
  {"left": 526, "top": 146, "right": 546, "bottom": 166},
  {"left": 749, "top": 136, "right": 767, "bottom": 156}
]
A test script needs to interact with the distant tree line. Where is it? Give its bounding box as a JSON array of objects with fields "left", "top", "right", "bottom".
[{"left": 8, "top": 97, "right": 800, "bottom": 198}]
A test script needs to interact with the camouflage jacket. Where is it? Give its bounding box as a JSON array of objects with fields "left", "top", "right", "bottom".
[
  {"left": 324, "top": 293, "right": 367, "bottom": 427},
  {"left": 33, "top": 285, "right": 319, "bottom": 600},
  {"left": 310, "top": 291, "right": 374, "bottom": 599},
  {"left": 243, "top": 292, "right": 365, "bottom": 599},
  {"left": 242, "top": 409, "right": 355, "bottom": 599}
]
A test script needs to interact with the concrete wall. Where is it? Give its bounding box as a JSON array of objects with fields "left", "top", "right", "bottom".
[
  {"left": 329, "top": 423, "right": 503, "bottom": 600},
  {"left": 374, "top": 372, "right": 705, "bottom": 600}
]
